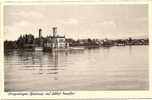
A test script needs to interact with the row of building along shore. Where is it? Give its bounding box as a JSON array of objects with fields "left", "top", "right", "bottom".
[{"left": 4, "top": 27, "right": 149, "bottom": 51}]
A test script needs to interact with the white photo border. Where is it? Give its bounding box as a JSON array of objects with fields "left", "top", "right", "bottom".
[{"left": 0, "top": 0, "right": 152, "bottom": 99}]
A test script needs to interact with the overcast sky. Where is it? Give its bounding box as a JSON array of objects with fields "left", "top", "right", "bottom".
[{"left": 4, "top": 4, "right": 148, "bottom": 40}]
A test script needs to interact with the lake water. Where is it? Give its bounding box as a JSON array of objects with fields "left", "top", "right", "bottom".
[{"left": 4, "top": 46, "right": 149, "bottom": 91}]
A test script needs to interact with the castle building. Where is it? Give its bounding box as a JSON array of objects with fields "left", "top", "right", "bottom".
[{"left": 44, "top": 27, "right": 69, "bottom": 49}]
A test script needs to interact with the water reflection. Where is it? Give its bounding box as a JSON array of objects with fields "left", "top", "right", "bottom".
[
  {"left": 5, "top": 50, "right": 84, "bottom": 81},
  {"left": 25, "top": 51, "right": 59, "bottom": 79},
  {"left": 4, "top": 46, "right": 148, "bottom": 91}
]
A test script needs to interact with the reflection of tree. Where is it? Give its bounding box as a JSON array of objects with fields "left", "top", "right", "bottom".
[
  {"left": 19, "top": 51, "right": 61, "bottom": 80},
  {"left": 53, "top": 51, "right": 58, "bottom": 80},
  {"left": 42, "top": 52, "right": 59, "bottom": 80},
  {"left": 129, "top": 45, "right": 132, "bottom": 54},
  {"left": 38, "top": 52, "right": 43, "bottom": 75}
]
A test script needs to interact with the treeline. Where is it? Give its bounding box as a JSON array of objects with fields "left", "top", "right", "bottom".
[
  {"left": 66, "top": 37, "right": 149, "bottom": 47},
  {"left": 4, "top": 34, "right": 149, "bottom": 50},
  {"left": 66, "top": 38, "right": 100, "bottom": 48},
  {"left": 4, "top": 34, "right": 35, "bottom": 50}
]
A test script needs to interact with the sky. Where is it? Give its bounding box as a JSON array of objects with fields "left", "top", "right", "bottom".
[{"left": 4, "top": 4, "right": 148, "bottom": 40}]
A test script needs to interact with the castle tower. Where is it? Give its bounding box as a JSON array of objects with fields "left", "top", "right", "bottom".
[
  {"left": 53, "top": 27, "right": 57, "bottom": 37},
  {"left": 39, "top": 28, "right": 42, "bottom": 38},
  {"left": 38, "top": 28, "right": 43, "bottom": 46}
]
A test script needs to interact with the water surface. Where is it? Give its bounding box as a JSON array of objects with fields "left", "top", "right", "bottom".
[{"left": 4, "top": 46, "right": 149, "bottom": 91}]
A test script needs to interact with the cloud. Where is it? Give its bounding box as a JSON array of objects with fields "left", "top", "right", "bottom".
[
  {"left": 4, "top": 5, "right": 148, "bottom": 40},
  {"left": 57, "top": 18, "right": 79, "bottom": 25}
]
